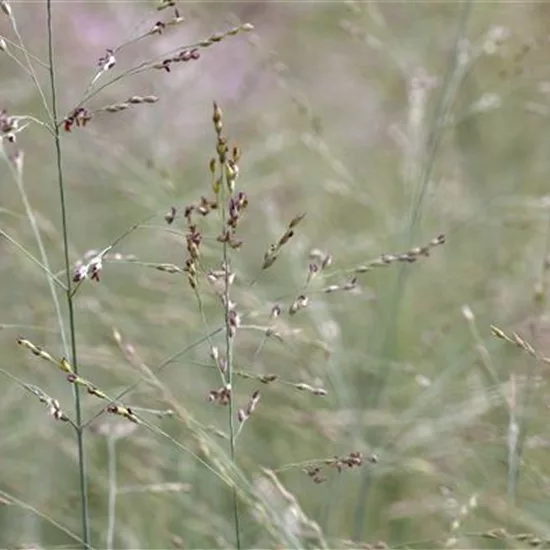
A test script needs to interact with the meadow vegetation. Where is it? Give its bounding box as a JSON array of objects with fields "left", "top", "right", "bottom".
[{"left": 2, "top": 1, "right": 550, "bottom": 549}]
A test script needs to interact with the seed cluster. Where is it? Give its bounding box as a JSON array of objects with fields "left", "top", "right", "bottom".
[
  {"left": 17, "top": 336, "right": 139, "bottom": 424},
  {"left": 61, "top": 19, "right": 253, "bottom": 132},
  {"left": 354, "top": 234, "right": 446, "bottom": 274},
  {"left": 237, "top": 389, "right": 260, "bottom": 423},
  {"left": 303, "top": 451, "right": 378, "bottom": 484},
  {"left": 262, "top": 213, "right": 306, "bottom": 270},
  {"left": 0, "top": 108, "right": 17, "bottom": 142},
  {"left": 491, "top": 325, "right": 550, "bottom": 364}
]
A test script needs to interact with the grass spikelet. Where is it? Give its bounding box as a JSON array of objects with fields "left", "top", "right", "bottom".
[
  {"left": 354, "top": 234, "right": 445, "bottom": 274},
  {"left": 24, "top": 384, "right": 70, "bottom": 422},
  {"left": 17, "top": 337, "right": 74, "bottom": 373},
  {"left": 0, "top": 0, "right": 12, "bottom": 17},
  {"left": 490, "top": 324, "right": 550, "bottom": 364},
  {"left": 294, "top": 382, "right": 327, "bottom": 396},
  {"left": 106, "top": 404, "right": 141, "bottom": 424},
  {"left": 262, "top": 213, "right": 306, "bottom": 270}
]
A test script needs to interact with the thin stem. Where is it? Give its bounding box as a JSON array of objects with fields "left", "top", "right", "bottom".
[
  {"left": 507, "top": 375, "right": 519, "bottom": 511},
  {"left": 81, "top": 325, "right": 225, "bottom": 430},
  {"left": 45, "top": 1, "right": 90, "bottom": 547},
  {"left": 0, "top": 488, "right": 90, "bottom": 548},
  {"left": 6, "top": 8, "right": 52, "bottom": 121},
  {"left": 507, "top": 209, "right": 550, "bottom": 506},
  {"left": 352, "top": 0, "right": 473, "bottom": 540},
  {"left": 9, "top": 157, "right": 69, "bottom": 351},
  {"left": 407, "top": 0, "right": 473, "bottom": 239},
  {"left": 106, "top": 436, "right": 117, "bottom": 550},
  {"left": 0, "top": 34, "right": 50, "bottom": 68},
  {"left": 226, "top": 291, "right": 241, "bottom": 550},
  {"left": 219, "top": 154, "right": 241, "bottom": 550},
  {"left": 0, "top": 228, "right": 67, "bottom": 291},
  {"left": 194, "top": 287, "right": 227, "bottom": 386}
]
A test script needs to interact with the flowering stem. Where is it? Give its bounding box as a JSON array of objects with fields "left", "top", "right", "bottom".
[{"left": 46, "top": 1, "right": 90, "bottom": 547}]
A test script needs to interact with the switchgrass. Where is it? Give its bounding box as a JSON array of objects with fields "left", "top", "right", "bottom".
[{"left": 2, "top": 1, "right": 550, "bottom": 549}]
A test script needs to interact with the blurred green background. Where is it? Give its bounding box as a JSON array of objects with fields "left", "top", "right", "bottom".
[{"left": 2, "top": 1, "right": 550, "bottom": 548}]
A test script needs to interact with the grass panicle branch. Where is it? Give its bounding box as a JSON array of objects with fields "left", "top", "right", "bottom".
[{"left": 212, "top": 100, "right": 242, "bottom": 550}]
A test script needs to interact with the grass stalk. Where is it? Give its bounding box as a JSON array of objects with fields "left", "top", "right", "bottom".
[
  {"left": 352, "top": 0, "right": 473, "bottom": 540},
  {"left": 505, "top": 209, "right": 550, "bottom": 510},
  {"left": 45, "top": 1, "right": 90, "bottom": 547},
  {"left": 221, "top": 155, "right": 242, "bottom": 550},
  {"left": 106, "top": 436, "right": 117, "bottom": 550}
]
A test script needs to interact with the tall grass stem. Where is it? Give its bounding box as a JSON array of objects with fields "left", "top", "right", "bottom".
[{"left": 45, "top": 1, "right": 90, "bottom": 547}]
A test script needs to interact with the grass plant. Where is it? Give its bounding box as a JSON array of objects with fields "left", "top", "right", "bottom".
[{"left": 2, "top": 1, "right": 550, "bottom": 549}]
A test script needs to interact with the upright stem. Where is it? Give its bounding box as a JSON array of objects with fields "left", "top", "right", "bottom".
[
  {"left": 45, "top": 1, "right": 90, "bottom": 547},
  {"left": 106, "top": 436, "right": 118, "bottom": 550},
  {"left": 224, "top": 275, "right": 241, "bottom": 550},
  {"left": 219, "top": 154, "right": 241, "bottom": 550}
]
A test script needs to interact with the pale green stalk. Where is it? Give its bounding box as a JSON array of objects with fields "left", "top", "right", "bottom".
[
  {"left": 220, "top": 162, "right": 242, "bottom": 550},
  {"left": 352, "top": 0, "right": 474, "bottom": 540},
  {"left": 106, "top": 436, "right": 118, "bottom": 550},
  {"left": 45, "top": 1, "right": 90, "bottom": 546}
]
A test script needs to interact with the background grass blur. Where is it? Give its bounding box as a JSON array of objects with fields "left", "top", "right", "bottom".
[{"left": 3, "top": 1, "right": 550, "bottom": 548}]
